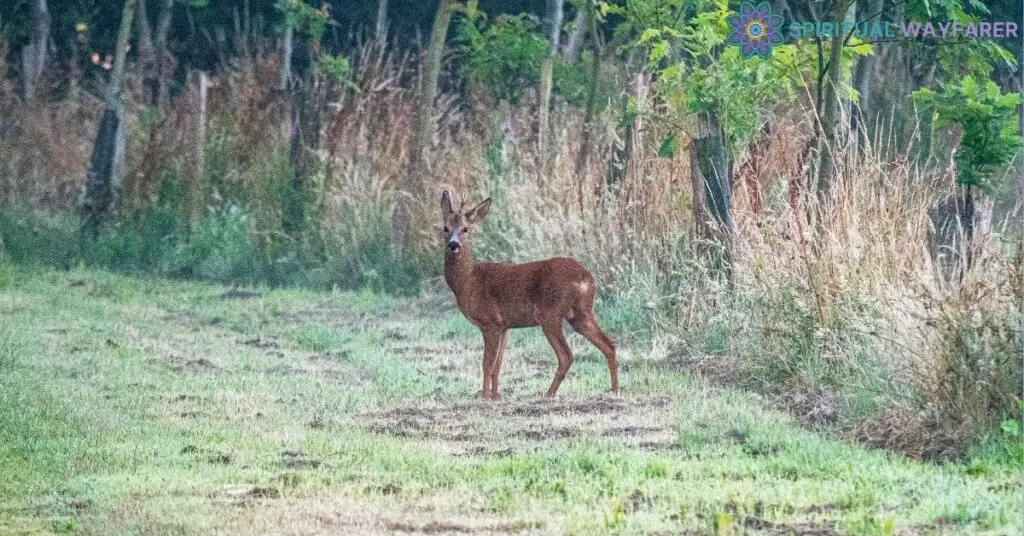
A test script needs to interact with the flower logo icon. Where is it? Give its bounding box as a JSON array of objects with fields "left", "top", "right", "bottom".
[{"left": 727, "top": 1, "right": 784, "bottom": 59}]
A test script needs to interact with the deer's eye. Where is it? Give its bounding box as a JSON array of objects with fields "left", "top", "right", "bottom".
[
  {"left": 462, "top": 227, "right": 468, "bottom": 233},
  {"left": 443, "top": 226, "right": 450, "bottom": 233}
]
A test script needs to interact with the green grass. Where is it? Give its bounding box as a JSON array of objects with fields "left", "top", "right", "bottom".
[{"left": 0, "top": 265, "right": 1020, "bottom": 535}]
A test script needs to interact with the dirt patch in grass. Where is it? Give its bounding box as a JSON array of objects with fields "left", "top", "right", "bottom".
[
  {"left": 385, "top": 520, "right": 542, "bottom": 534},
  {"left": 204, "top": 495, "right": 542, "bottom": 535},
  {"left": 742, "top": 515, "right": 840, "bottom": 535},
  {"left": 364, "top": 395, "right": 677, "bottom": 455},
  {"left": 181, "top": 445, "right": 233, "bottom": 464},
  {"left": 217, "top": 484, "right": 280, "bottom": 501},
  {"left": 853, "top": 407, "right": 962, "bottom": 461},
  {"left": 168, "top": 356, "right": 221, "bottom": 372},
  {"left": 281, "top": 450, "right": 324, "bottom": 469}
]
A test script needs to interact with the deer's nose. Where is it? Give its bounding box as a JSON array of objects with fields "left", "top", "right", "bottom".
[{"left": 448, "top": 241, "right": 461, "bottom": 253}]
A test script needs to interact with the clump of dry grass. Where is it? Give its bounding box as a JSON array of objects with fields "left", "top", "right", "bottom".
[{"left": 717, "top": 113, "right": 1021, "bottom": 457}]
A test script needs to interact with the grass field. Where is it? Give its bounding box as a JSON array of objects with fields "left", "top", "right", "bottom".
[{"left": 0, "top": 265, "right": 1020, "bottom": 535}]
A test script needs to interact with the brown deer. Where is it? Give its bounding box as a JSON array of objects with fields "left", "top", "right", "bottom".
[{"left": 440, "top": 190, "right": 619, "bottom": 399}]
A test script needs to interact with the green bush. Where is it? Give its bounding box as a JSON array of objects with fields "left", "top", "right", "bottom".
[
  {"left": 455, "top": 12, "right": 606, "bottom": 108},
  {"left": 0, "top": 206, "right": 80, "bottom": 268},
  {"left": 163, "top": 204, "right": 268, "bottom": 283},
  {"left": 314, "top": 203, "right": 438, "bottom": 295}
]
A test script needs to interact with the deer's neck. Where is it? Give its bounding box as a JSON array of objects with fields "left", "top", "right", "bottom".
[{"left": 444, "top": 248, "right": 476, "bottom": 299}]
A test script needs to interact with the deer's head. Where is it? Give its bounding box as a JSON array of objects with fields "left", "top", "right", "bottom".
[{"left": 440, "top": 190, "right": 490, "bottom": 256}]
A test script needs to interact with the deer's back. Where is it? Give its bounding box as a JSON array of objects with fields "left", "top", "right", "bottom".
[{"left": 470, "top": 257, "right": 593, "bottom": 328}]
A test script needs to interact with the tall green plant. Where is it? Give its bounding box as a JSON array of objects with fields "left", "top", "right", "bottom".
[
  {"left": 455, "top": 10, "right": 598, "bottom": 108},
  {"left": 914, "top": 76, "right": 1021, "bottom": 194}
]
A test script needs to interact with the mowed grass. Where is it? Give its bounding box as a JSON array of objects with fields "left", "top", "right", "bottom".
[{"left": 0, "top": 266, "right": 1020, "bottom": 535}]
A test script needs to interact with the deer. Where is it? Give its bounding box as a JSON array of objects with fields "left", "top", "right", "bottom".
[{"left": 439, "top": 190, "right": 619, "bottom": 400}]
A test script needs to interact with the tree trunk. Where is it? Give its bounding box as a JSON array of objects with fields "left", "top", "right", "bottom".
[
  {"left": 187, "top": 70, "right": 208, "bottom": 233},
  {"left": 137, "top": 0, "right": 158, "bottom": 105},
  {"left": 279, "top": 25, "right": 293, "bottom": 91},
  {"left": 82, "top": 0, "right": 137, "bottom": 239},
  {"left": 561, "top": 8, "right": 586, "bottom": 61},
  {"left": 961, "top": 184, "right": 975, "bottom": 273},
  {"left": 692, "top": 110, "right": 733, "bottom": 278},
  {"left": 606, "top": 62, "right": 645, "bottom": 203},
  {"left": 391, "top": 0, "right": 455, "bottom": 256},
  {"left": 850, "top": 0, "right": 881, "bottom": 150},
  {"left": 543, "top": 0, "right": 563, "bottom": 50},
  {"left": 375, "top": 0, "right": 389, "bottom": 43},
  {"left": 573, "top": 0, "right": 601, "bottom": 212},
  {"left": 21, "top": 0, "right": 50, "bottom": 100},
  {"left": 154, "top": 0, "right": 174, "bottom": 108},
  {"left": 813, "top": 0, "right": 853, "bottom": 224},
  {"left": 538, "top": 0, "right": 562, "bottom": 169},
  {"left": 280, "top": 18, "right": 319, "bottom": 236},
  {"left": 690, "top": 139, "right": 709, "bottom": 240}
]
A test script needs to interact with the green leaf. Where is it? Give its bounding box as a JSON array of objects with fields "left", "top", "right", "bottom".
[
  {"left": 638, "top": 28, "right": 662, "bottom": 45},
  {"left": 649, "top": 41, "right": 670, "bottom": 64},
  {"left": 657, "top": 134, "right": 678, "bottom": 158}
]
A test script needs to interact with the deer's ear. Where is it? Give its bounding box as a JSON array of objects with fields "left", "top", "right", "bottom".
[
  {"left": 441, "top": 190, "right": 454, "bottom": 216},
  {"left": 466, "top": 198, "right": 491, "bottom": 224}
]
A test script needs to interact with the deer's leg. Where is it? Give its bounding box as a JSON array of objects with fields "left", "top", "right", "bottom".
[
  {"left": 569, "top": 313, "right": 619, "bottom": 394},
  {"left": 481, "top": 328, "right": 502, "bottom": 400},
  {"left": 489, "top": 330, "right": 509, "bottom": 398},
  {"left": 540, "top": 317, "right": 574, "bottom": 397}
]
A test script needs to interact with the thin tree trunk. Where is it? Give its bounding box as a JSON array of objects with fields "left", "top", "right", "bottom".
[
  {"left": 280, "top": 16, "right": 320, "bottom": 236},
  {"left": 376, "top": 0, "right": 389, "bottom": 43},
  {"left": 21, "top": 0, "right": 50, "bottom": 100},
  {"left": 573, "top": 0, "right": 601, "bottom": 212},
  {"left": 82, "top": 0, "right": 137, "bottom": 239},
  {"left": 692, "top": 110, "right": 733, "bottom": 279},
  {"left": 960, "top": 184, "right": 975, "bottom": 274},
  {"left": 279, "top": 24, "right": 293, "bottom": 91},
  {"left": 137, "top": 0, "right": 159, "bottom": 105},
  {"left": 561, "top": 8, "right": 586, "bottom": 61},
  {"left": 154, "top": 0, "right": 174, "bottom": 108},
  {"left": 850, "top": 0, "right": 881, "bottom": 149},
  {"left": 606, "top": 60, "right": 643, "bottom": 202},
  {"left": 625, "top": 70, "right": 647, "bottom": 206},
  {"left": 814, "top": 0, "right": 853, "bottom": 221},
  {"left": 538, "top": 0, "right": 562, "bottom": 168},
  {"left": 690, "top": 140, "right": 709, "bottom": 240},
  {"left": 189, "top": 70, "right": 208, "bottom": 230},
  {"left": 391, "top": 0, "right": 455, "bottom": 256}
]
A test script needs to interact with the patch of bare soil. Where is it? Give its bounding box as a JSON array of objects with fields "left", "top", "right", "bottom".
[
  {"left": 240, "top": 336, "right": 284, "bottom": 356},
  {"left": 363, "top": 395, "right": 677, "bottom": 455},
  {"left": 852, "top": 407, "right": 967, "bottom": 461},
  {"left": 281, "top": 450, "right": 324, "bottom": 469},
  {"left": 181, "top": 445, "right": 233, "bottom": 464},
  {"left": 216, "top": 484, "right": 280, "bottom": 503},
  {"left": 208, "top": 495, "right": 543, "bottom": 535},
  {"left": 385, "top": 520, "right": 542, "bottom": 534},
  {"left": 167, "top": 356, "right": 221, "bottom": 372},
  {"left": 743, "top": 515, "right": 841, "bottom": 535}
]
